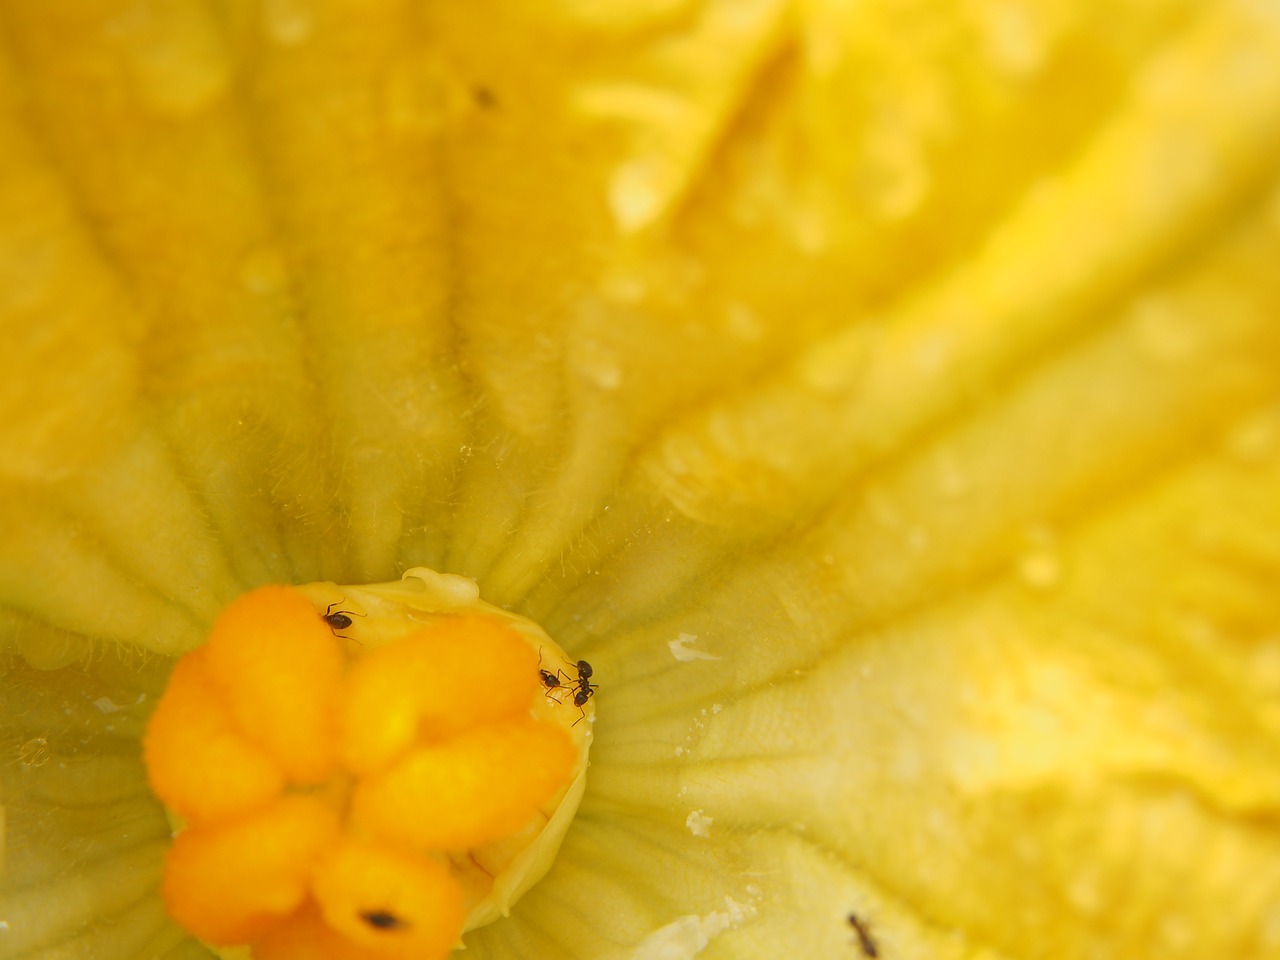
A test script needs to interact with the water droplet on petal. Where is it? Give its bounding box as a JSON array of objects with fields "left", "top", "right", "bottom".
[
  {"left": 1248, "top": 639, "right": 1280, "bottom": 694},
  {"left": 684, "top": 809, "right": 714, "bottom": 837},
  {"left": 573, "top": 340, "right": 623, "bottom": 391},
  {"left": 19, "top": 736, "right": 50, "bottom": 767},
  {"left": 602, "top": 270, "right": 649, "bottom": 304},
  {"left": 239, "top": 246, "right": 288, "bottom": 295},
  {"left": 723, "top": 303, "right": 764, "bottom": 342},
  {"left": 863, "top": 111, "right": 932, "bottom": 221},
  {"left": 979, "top": 3, "right": 1047, "bottom": 78},
  {"left": 1158, "top": 913, "right": 1193, "bottom": 951},
  {"left": 609, "top": 158, "right": 669, "bottom": 233},
  {"left": 117, "top": 7, "right": 231, "bottom": 116},
  {"left": 1018, "top": 548, "right": 1062, "bottom": 590},
  {"left": 935, "top": 449, "right": 970, "bottom": 497},
  {"left": 1067, "top": 869, "right": 1104, "bottom": 914},
  {"left": 263, "top": 0, "right": 315, "bottom": 46},
  {"left": 1132, "top": 295, "right": 1200, "bottom": 362},
  {"left": 792, "top": 204, "right": 830, "bottom": 253},
  {"left": 1267, "top": 180, "right": 1280, "bottom": 229},
  {"left": 1225, "top": 413, "right": 1279, "bottom": 464}
]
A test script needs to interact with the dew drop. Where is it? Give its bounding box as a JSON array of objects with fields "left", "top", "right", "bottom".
[
  {"left": 574, "top": 340, "right": 624, "bottom": 391},
  {"left": 864, "top": 122, "right": 931, "bottom": 221},
  {"left": 1248, "top": 639, "right": 1280, "bottom": 694},
  {"left": 1225, "top": 414, "right": 1278, "bottom": 464},
  {"left": 18, "top": 736, "right": 50, "bottom": 767},
  {"left": 1268, "top": 180, "right": 1280, "bottom": 229},
  {"left": 935, "top": 449, "right": 970, "bottom": 497},
  {"left": 797, "top": 325, "right": 871, "bottom": 393},
  {"left": 238, "top": 246, "right": 288, "bottom": 294},
  {"left": 685, "top": 809, "right": 714, "bottom": 837},
  {"left": 1157, "top": 913, "right": 1192, "bottom": 950},
  {"left": 723, "top": 302, "right": 764, "bottom": 343},
  {"left": 263, "top": 0, "right": 315, "bottom": 46},
  {"left": 1017, "top": 548, "right": 1062, "bottom": 590},
  {"left": 590, "top": 363, "right": 623, "bottom": 390},
  {"left": 118, "top": 9, "right": 231, "bottom": 116},
  {"left": 602, "top": 271, "right": 648, "bottom": 305},
  {"left": 792, "top": 204, "right": 830, "bottom": 253},
  {"left": 1262, "top": 905, "right": 1280, "bottom": 946},
  {"left": 1066, "top": 870, "right": 1103, "bottom": 915},
  {"left": 979, "top": 3, "right": 1046, "bottom": 78},
  {"left": 668, "top": 633, "right": 720, "bottom": 662},
  {"left": 609, "top": 158, "right": 668, "bottom": 233},
  {"left": 1131, "top": 296, "right": 1199, "bottom": 362}
]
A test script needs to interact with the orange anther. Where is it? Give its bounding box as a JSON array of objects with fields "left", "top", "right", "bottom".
[
  {"left": 311, "top": 838, "right": 464, "bottom": 958},
  {"left": 340, "top": 615, "right": 538, "bottom": 775},
  {"left": 201, "top": 585, "right": 344, "bottom": 783},
  {"left": 162, "top": 795, "right": 340, "bottom": 945},
  {"left": 143, "top": 649, "right": 284, "bottom": 825},
  {"left": 351, "top": 718, "right": 576, "bottom": 851},
  {"left": 144, "top": 583, "right": 586, "bottom": 957}
]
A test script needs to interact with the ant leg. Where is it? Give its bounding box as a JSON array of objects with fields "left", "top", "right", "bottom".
[
  {"left": 324, "top": 600, "right": 366, "bottom": 620},
  {"left": 538, "top": 675, "right": 567, "bottom": 703}
]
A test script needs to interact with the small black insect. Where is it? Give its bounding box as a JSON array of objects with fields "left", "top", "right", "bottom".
[
  {"left": 847, "top": 913, "right": 878, "bottom": 958},
  {"left": 567, "top": 659, "right": 598, "bottom": 726},
  {"left": 321, "top": 601, "right": 364, "bottom": 638},
  {"left": 360, "top": 910, "right": 406, "bottom": 931},
  {"left": 537, "top": 647, "right": 568, "bottom": 703}
]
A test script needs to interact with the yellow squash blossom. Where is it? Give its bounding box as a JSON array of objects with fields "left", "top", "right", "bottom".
[{"left": 4, "top": 1, "right": 1280, "bottom": 958}]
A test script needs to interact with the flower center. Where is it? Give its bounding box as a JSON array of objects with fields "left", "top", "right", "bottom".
[{"left": 142, "top": 568, "right": 592, "bottom": 960}]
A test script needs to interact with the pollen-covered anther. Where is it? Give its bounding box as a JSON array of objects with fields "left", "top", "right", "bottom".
[
  {"left": 143, "top": 580, "right": 589, "bottom": 960},
  {"left": 353, "top": 717, "right": 577, "bottom": 851},
  {"left": 142, "top": 650, "right": 284, "bottom": 824},
  {"left": 200, "top": 585, "right": 344, "bottom": 783},
  {"left": 340, "top": 614, "right": 539, "bottom": 775},
  {"left": 310, "top": 838, "right": 465, "bottom": 957},
  {"left": 162, "top": 795, "right": 340, "bottom": 945}
]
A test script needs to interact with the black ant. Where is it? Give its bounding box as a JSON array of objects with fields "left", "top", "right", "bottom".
[
  {"left": 537, "top": 647, "right": 568, "bottom": 703},
  {"left": 535, "top": 651, "right": 598, "bottom": 724},
  {"left": 567, "top": 659, "right": 598, "bottom": 726},
  {"left": 847, "top": 913, "right": 877, "bottom": 958},
  {"left": 321, "top": 601, "right": 364, "bottom": 638}
]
